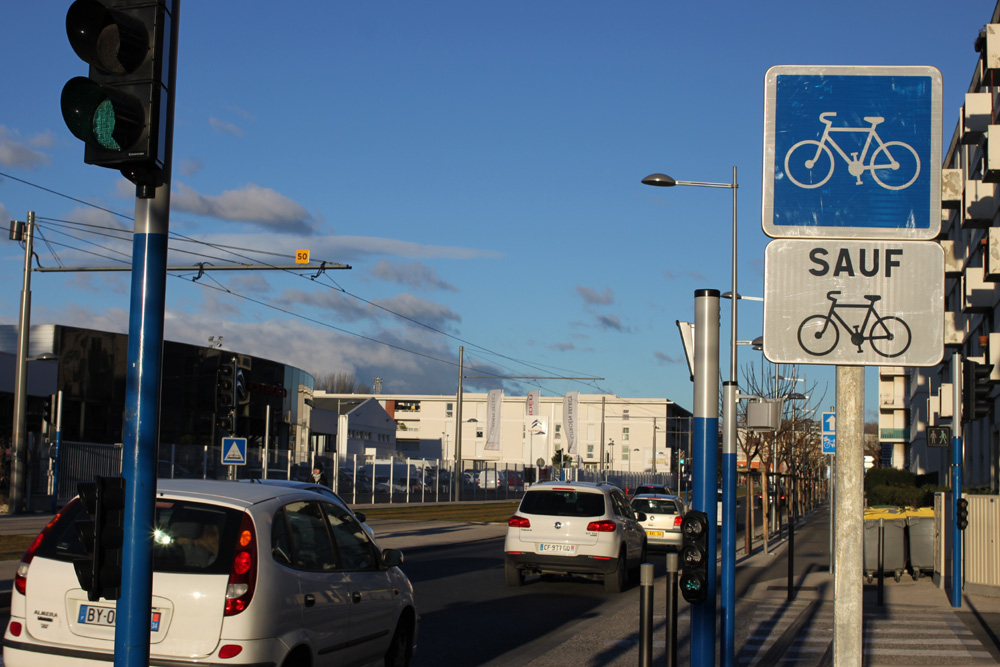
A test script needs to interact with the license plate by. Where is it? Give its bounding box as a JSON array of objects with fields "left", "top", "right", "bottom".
[
  {"left": 645, "top": 530, "right": 664, "bottom": 538},
  {"left": 79, "top": 605, "right": 163, "bottom": 632},
  {"left": 538, "top": 543, "right": 576, "bottom": 554}
]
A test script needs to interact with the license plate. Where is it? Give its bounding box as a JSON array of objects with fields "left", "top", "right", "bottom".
[
  {"left": 538, "top": 543, "right": 577, "bottom": 554},
  {"left": 78, "top": 605, "right": 163, "bottom": 632},
  {"left": 645, "top": 530, "right": 664, "bottom": 538}
]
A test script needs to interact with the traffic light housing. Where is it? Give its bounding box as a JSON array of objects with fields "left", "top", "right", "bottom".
[
  {"left": 61, "top": 0, "right": 174, "bottom": 189},
  {"left": 74, "top": 476, "right": 126, "bottom": 601},
  {"left": 956, "top": 497, "right": 970, "bottom": 531},
  {"left": 216, "top": 360, "right": 236, "bottom": 433},
  {"left": 678, "top": 509, "right": 709, "bottom": 604},
  {"left": 962, "top": 359, "right": 994, "bottom": 422}
]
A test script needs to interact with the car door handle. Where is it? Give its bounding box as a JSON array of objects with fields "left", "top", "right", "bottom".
[
  {"left": 304, "top": 594, "right": 315, "bottom": 607},
  {"left": 352, "top": 591, "right": 362, "bottom": 604}
]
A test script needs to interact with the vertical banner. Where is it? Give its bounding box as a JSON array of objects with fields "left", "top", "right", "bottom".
[
  {"left": 564, "top": 391, "right": 579, "bottom": 454},
  {"left": 485, "top": 389, "right": 503, "bottom": 451},
  {"left": 526, "top": 390, "right": 540, "bottom": 416}
]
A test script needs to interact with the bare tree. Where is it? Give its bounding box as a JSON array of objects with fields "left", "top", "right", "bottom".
[{"left": 315, "top": 371, "right": 373, "bottom": 394}]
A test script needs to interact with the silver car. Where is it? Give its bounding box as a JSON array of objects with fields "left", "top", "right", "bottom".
[{"left": 630, "top": 494, "right": 686, "bottom": 551}]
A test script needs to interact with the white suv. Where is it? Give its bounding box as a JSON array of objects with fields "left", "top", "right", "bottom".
[
  {"left": 504, "top": 481, "right": 647, "bottom": 593},
  {"left": 3, "top": 479, "right": 417, "bottom": 666}
]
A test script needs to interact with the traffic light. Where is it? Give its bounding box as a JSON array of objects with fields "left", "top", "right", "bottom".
[
  {"left": 962, "top": 359, "right": 994, "bottom": 422},
  {"left": 73, "top": 476, "right": 126, "bottom": 601},
  {"left": 678, "top": 509, "right": 709, "bottom": 604},
  {"left": 61, "top": 0, "right": 174, "bottom": 187},
  {"left": 956, "top": 497, "right": 970, "bottom": 531},
  {"left": 216, "top": 360, "right": 235, "bottom": 433}
]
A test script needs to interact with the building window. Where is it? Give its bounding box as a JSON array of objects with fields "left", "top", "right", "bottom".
[
  {"left": 446, "top": 402, "right": 454, "bottom": 418},
  {"left": 623, "top": 410, "right": 630, "bottom": 420},
  {"left": 623, "top": 427, "right": 630, "bottom": 441},
  {"left": 396, "top": 400, "right": 420, "bottom": 412},
  {"left": 586, "top": 444, "right": 595, "bottom": 457},
  {"left": 554, "top": 424, "right": 562, "bottom": 439}
]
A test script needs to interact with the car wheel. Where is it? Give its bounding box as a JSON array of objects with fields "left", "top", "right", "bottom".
[
  {"left": 384, "top": 616, "right": 414, "bottom": 667},
  {"left": 505, "top": 559, "right": 525, "bottom": 587},
  {"left": 604, "top": 548, "right": 626, "bottom": 593}
]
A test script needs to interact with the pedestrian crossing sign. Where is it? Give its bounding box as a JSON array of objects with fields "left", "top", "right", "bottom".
[{"left": 221, "top": 437, "right": 247, "bottom": 465}]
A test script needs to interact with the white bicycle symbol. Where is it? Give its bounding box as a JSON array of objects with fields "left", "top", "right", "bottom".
[{"left": 783, "top": 112, "right": 920, "bottom": 191}]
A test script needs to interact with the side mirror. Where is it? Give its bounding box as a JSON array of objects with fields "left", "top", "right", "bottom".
[
  {"left": 382, "top": 548, "right": 404, "bottom": 568},
  {"left": 354, "top": 511, "right": 367, "bottom": 524},
  {"left": 635, "top": 511, "right": 647, "bottom": 522}
]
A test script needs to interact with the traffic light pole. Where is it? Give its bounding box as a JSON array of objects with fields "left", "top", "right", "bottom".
[
  {"left": 691, "top": 289, "right": 719, "bottom": 666},
  {"left": 116, "top": 3, "right": 179, "bottom": 665},
  {"left": 951, "top": 353, "right": 963, "bottom": 609}
]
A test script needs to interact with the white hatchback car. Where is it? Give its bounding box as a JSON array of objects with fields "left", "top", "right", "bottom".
[
  {"left": 504, "top": 481, "right": 647, "bottom": 593},
  {"left": 3, "top": 479, "right": 418, "bottom": 667},
  {"left": 630, "top": 494, "right": 685, "bottom": 551}
]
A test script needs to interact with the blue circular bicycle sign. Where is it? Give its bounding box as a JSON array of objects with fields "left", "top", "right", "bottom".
[{"left": 763, "top": 65, "right": 942, "bottom": 239}]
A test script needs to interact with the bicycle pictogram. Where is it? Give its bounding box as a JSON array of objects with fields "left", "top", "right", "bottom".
[
  {"left": 783, "top": 112, "right": 920, "bottom": 191},
  {"left": 797, "top": 290, "right": 911, "bottom": 358}
]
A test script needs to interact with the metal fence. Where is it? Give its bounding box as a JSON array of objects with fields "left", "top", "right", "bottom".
[{"left": 43, "top": 440, "right": 676, "bottom": 509}]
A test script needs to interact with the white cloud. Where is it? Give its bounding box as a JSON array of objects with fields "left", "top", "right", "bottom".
[
  {"left": 209, "top": 117, "right": 243, "bottom": 136},
  {"left": 371, "top": 259, "right": 458, "bottom": 291},
  {"left": 0, "top": 126, "right": 51, "bottom": 169},
  {"left": 577, "top": 285, "right": 614, "bottom": 306},
  {"left": 172, "top": 182, "right": 315, "bottom": 234}
]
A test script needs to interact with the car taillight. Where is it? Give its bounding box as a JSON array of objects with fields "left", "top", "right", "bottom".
[
  {"left": 673, "top": 515, "right": 684, "bottom": 528},
  {"left": 15, "top": 502, "right": 72, "bottom": 596},
  {"left": 224, "top": 512, "right": 257, "bottom": 616},
  {"left": 587, "top": 520, "right": 617, "bottom": 532},
  {"left": 508, "top": 515, "right": 530, "bottom": 528}
]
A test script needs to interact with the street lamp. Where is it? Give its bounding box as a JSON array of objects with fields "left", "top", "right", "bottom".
[{"left": 643, "top": 167, "right": 738, "bottom": 666}]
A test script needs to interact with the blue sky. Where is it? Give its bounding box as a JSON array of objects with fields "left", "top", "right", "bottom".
[{"left": 0, "top": 1, "right": 992, "bottom": 417}]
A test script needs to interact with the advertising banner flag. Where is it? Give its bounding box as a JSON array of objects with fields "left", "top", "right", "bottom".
[
  {"left": 486, "top": 389, "right": 503, "bottom": 451},
  {"left": 526, "top": 390, "right": 540, "bottom": 416},
  {"left": 564, "top": 391, "right": 579, "bottom": 454}
]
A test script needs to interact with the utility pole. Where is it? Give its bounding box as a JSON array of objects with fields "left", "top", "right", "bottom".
[{"left": 9, "top": 211, "right": 35, "bottom": 515}]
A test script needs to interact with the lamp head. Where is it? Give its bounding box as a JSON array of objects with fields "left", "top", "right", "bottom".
[{"left": 641, "top": 173, "right": 677, "bottom": 187}]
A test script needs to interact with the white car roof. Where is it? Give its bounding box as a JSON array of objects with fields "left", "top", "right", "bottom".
[{"left": 155, "top": 478, "right": 312, "bottom": 509}]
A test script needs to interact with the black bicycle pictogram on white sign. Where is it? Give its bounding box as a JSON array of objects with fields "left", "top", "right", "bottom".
[{"left": 797, "top": 291, "right": 912, "bottom": 357}]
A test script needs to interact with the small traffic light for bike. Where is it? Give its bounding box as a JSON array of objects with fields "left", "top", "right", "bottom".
[
  {"left": 678, "top": 509, "right": 709, "bottom": 604},
  {"left": 962, "top": 360, "right": 993, "bottom": 422},
  {"left": 956, "top": 497, "right": 970, "bottom": 531}
]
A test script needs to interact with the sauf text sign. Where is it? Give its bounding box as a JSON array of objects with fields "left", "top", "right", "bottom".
[{"left": 763, "top": 239, "right": 943, "bottom": 366}]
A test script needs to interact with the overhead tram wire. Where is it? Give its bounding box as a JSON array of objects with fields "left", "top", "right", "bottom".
[{"left": 9, "top": 173, "right": 606, "bottom": 390}]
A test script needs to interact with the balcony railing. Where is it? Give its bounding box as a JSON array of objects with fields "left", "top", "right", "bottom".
[{"left": 879, "top": 427, "right": 910, "bottom": 441}]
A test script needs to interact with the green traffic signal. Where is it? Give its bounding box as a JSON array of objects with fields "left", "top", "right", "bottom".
[
  {"left": 60, "top": 76, "right": 144, "bottom": 152},
  {"left": 62, "top": 0, "right": 173, "bottom": 181}
]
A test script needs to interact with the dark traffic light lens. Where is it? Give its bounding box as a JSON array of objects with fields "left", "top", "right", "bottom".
[{"left": 61, "top": 77, "right": 144, "bottom": 151}]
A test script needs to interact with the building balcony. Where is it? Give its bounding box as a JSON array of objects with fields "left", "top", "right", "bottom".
[{"left": 879, "top": 427, "right": 910, "bottom": 442}]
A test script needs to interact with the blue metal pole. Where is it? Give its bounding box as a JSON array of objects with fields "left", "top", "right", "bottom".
[
  {"left": 117, "top": 226, "right": 168, "bottom": 666},
  {"left": 692, "top": 289, "right": 719, "bottom": 667},
  {"left": 950, "top": 354, "right": 962, "bottom": 609},
  {"left": 116, "top": 3, "right": 179, "bottom": 663},
  {"left": 721, "top": 381, "right": 737, "bottom": 666}
]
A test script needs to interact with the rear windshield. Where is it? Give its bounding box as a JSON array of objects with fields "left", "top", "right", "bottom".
[
  {"left": 519, "top": 489, "right": 606, "bottom": 517},
  {"left": 37, "top": 497, "right": 243, "bottom": 575},
  {"left": 632, "top": 498, "right": 678, "bottom": 514}
]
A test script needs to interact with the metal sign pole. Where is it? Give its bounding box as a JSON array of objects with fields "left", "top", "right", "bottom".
[
  {"left": 691, "top": 289, "right": 720, "bottom": 666},
  {"left": 833, "top": 366, "right": 864, "bottom": 667}
]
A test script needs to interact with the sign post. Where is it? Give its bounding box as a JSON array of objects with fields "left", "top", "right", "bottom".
[{"left": 762, "top": 65, "right": 943, "bottom": 667}]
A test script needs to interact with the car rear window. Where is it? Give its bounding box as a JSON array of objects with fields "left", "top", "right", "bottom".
[
  {"left": 632, "top": 498, "right": 678, "bottom": 514},
  {"left": 518, "top": 489, "right": 606, "bottom": 517},
  {"left": 36, "top": 497, "right": 243, "bottom": 575}
]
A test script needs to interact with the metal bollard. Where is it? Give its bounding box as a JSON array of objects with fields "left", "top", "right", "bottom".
[
  {"left": 665, "top": 552, "right": 679, "bottom": 667},
  {"left": 639, "top": 563, "right": 654, "bottom": 667}
]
